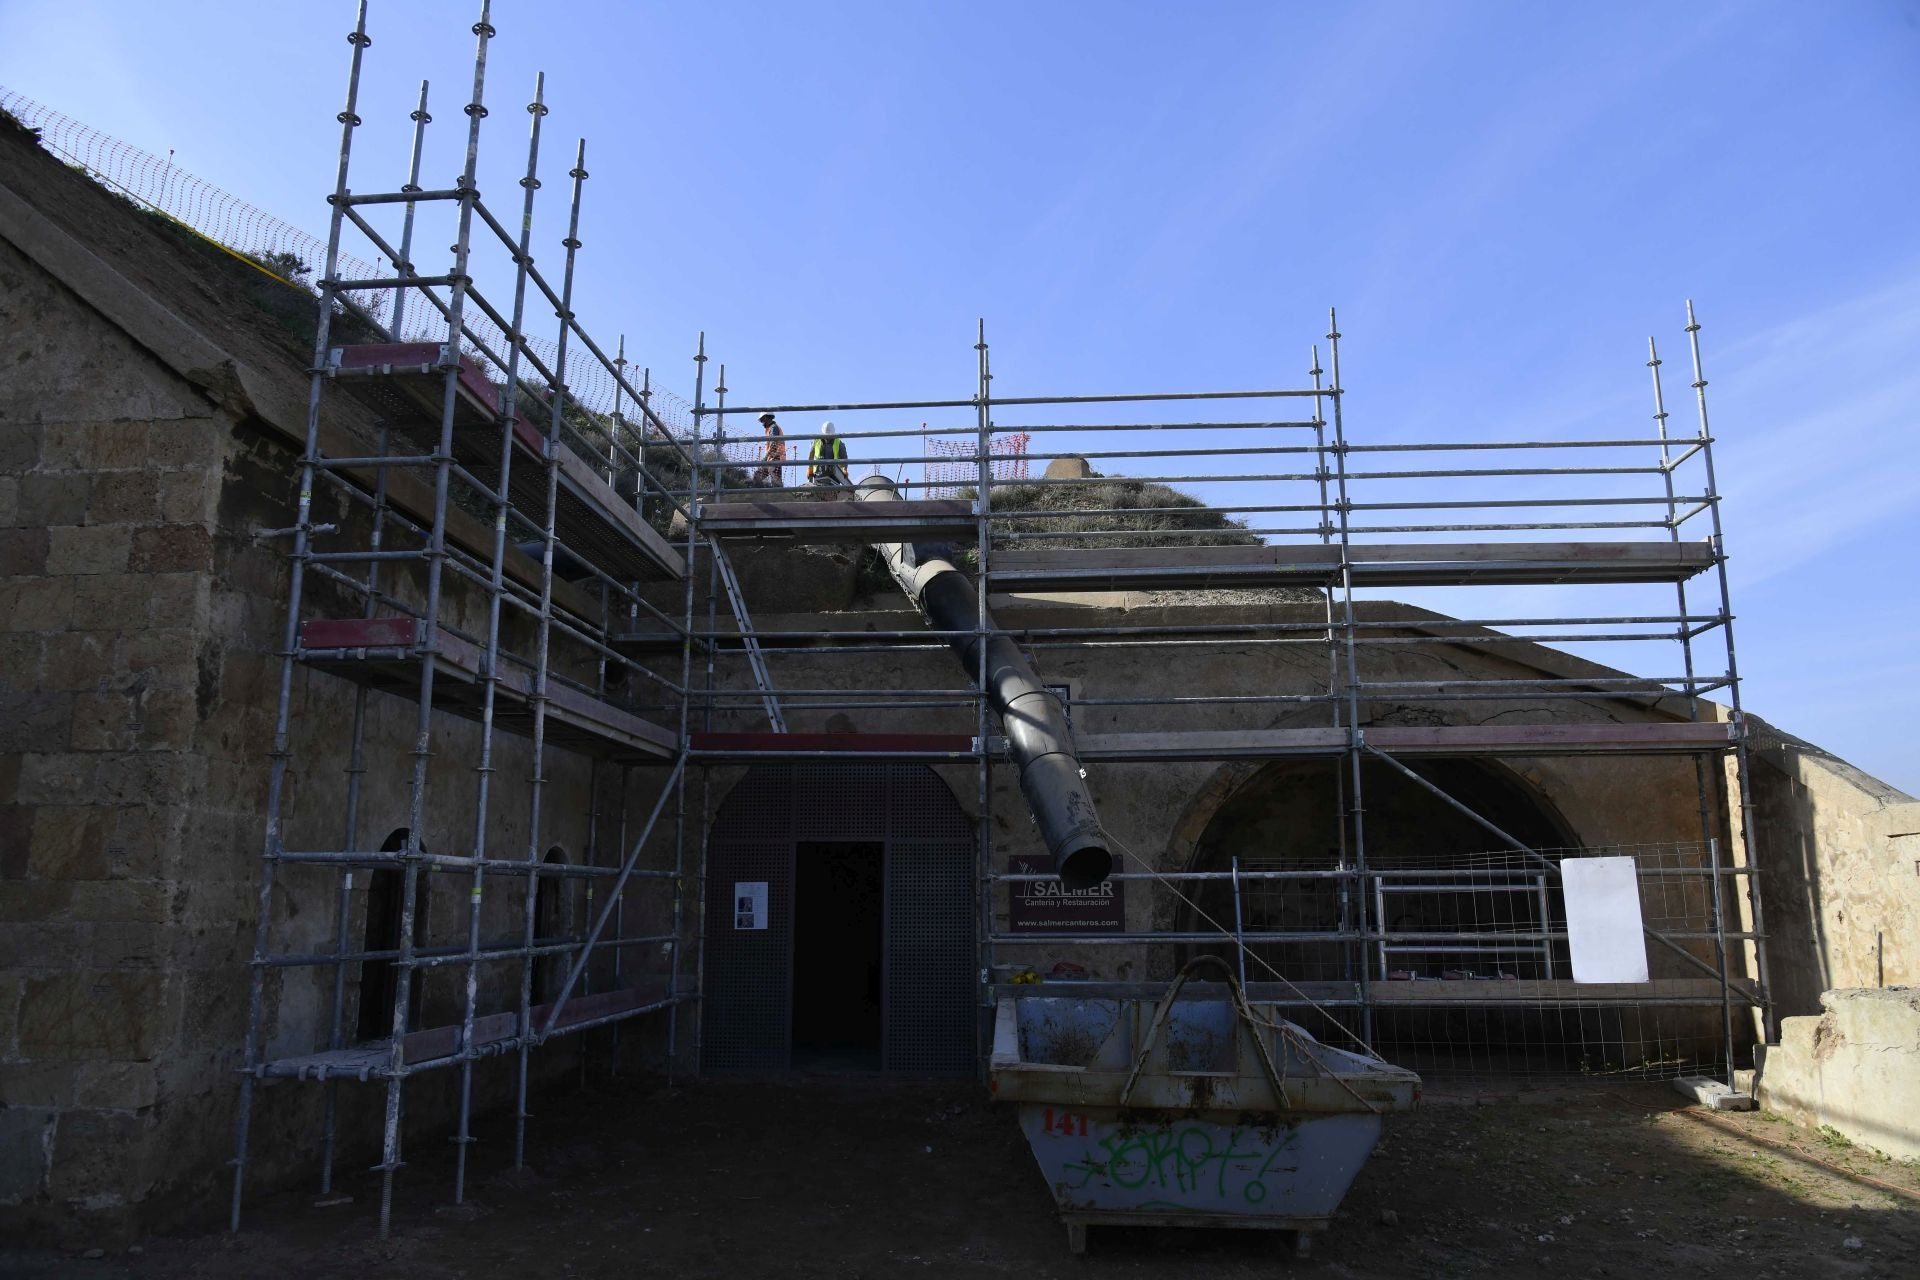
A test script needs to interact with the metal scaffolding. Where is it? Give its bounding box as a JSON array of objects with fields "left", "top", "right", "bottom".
[
  {"left": 685, "top": 325, "right": 1771, "bottom": 1090},
  {"left": 228, "top": 0, "right": 722, "bottom": 1236},
  {"left": 229, "top": 0, "right": 1771, "bottom": 1237}
]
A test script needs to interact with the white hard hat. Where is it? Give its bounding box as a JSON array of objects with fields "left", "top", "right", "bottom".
[{"left": 821, "top": 420, "right": 836, "bottom": 435}]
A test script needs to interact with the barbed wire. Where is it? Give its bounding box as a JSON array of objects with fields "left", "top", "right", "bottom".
[{"left": 1, "top": 84, "right": 396, "bottom": 325}]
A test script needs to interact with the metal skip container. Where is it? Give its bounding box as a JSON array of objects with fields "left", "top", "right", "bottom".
[{"left": 989, "top": 960, "right": 1420, "bottom": 1255}]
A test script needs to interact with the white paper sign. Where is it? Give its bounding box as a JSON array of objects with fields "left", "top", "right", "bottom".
[
  {"left": 733, "top": 881, "right": 768, "bottom": 931},
  {"left": 1562, "top": 856, "right": 1649, "bottom": 983}
]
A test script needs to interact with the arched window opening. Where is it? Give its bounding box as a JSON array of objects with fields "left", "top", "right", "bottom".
[
  {"left": 357, "top": 827, "right": 431, "bottom": 1042},
  {"left": 531, "top": 846, "right": 567, "bottom": 1005}
]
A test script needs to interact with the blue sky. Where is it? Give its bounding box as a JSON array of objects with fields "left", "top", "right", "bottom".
[{"left": 2, "top": 1, "right": 1915, "bottom": 791}]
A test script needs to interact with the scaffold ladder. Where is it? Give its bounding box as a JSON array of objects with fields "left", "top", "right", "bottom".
[{"left": 709, "top": 539, "right": 786, "bottom": 732}]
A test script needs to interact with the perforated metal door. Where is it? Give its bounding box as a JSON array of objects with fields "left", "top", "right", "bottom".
[
  {"left": 701, "top": 763, "right": 975, "bottom": 1076},
  {"left": 702, "top": 766, "right": 795, "bottom": 1072},
  {"left": 881, "top": 768, "right": 976, "bottom": 1076}
]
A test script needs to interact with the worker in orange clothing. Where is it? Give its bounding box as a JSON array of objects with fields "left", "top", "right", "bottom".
[{"left": 753, "top": 412, "right": 787, "bottom": 487}]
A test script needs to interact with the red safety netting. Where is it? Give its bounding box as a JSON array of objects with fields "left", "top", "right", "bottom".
[{"left": 923, "top": 432, "right": 1030, "bottom": 498}]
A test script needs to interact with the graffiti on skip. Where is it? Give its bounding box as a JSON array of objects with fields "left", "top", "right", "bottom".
[{"left": 1050, "top": 1112, "right": 1300, "bottom": 1205}]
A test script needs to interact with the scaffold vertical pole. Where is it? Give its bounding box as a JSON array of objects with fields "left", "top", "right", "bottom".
[
  {"left": 1649, "top": 333, "right": 1738, "bottom": 1080},
  {"left": 1684, "top": 301, "right": 1774, "bottom": 1044},
  {"left": 678, "top": 333, "right": 708, "bottom": 1076},
  {"left": 513, "top": 130, "right": 589, "bottom": 1170},
  {"left": 229, "top": 0, "right": 372, "bottom": 1234},
  {"left": 452, "top": 64, "right": 546, "bottom": 1205},
  {"left": 390, "top": 78, "right": 432, "bottom": 339},
  {"left": 974, "top": 319, "right": 995, "bottom": 1058},
  {"left": 374, "top": 0, "right": 495, "bottom": 1236},
  {"left": 1325, "top": 307, "right": 1374, "bottom": 1047}
]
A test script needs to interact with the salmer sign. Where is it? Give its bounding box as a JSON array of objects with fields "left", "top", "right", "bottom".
[{"left": 1008, "top": 855, "right": 1124, "bottom": 931}]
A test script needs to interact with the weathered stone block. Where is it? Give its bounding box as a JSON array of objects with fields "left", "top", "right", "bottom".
[
  {"left": 27, "top": 807, "right": 110, "bottom": 880},
  {"left": 118, "top": 627, "right": 198, "bottom": 680},
  {"left": 14, "top": 754, "right": 93, "bottom": 807},
  {"left": 66, "top": 575, "right": 144, "bottom": 631},
  {"left": 0, "top": 881, "right": 77, "bottom": 923},
  {"left": 17, "top": 972, "right": 170, "bottom": 1060},
  {"left": 0, "top": 578, "right": 73, "bottom": 632},
  {"left": 128, "top": 525, "right": 212, "bottom": 574},
  {"left": 0, "top": 691, "right": 71, "bottom": 755},
  {"left": 0, "top": 1106, "right": 54, "bottom": 1204},
  {"left": 0, "top": 799, "right": 30, "bottom": 879},
  {"left": 142, "top": 574, "right": 203, "bottom": 629},
  {"left": 95, "top": 422, "right": 147, "bottom": 470},
  {"left": 0, "top": 1061, "right": 72, "bottom": 1108},
  {"left": 0, "top": 634, "right": 42, "bottom": 687},
  {"left": 68, "top": 881, "right": 173, "bottom": 925},
  {"left": 86, "top": 472, "right": 158, "bottom": 525},
  {"left": 155, "top": 472, "right": 209, "bottom": 524},
  {"left": 73, "top": 1061, "right": 161, "bottom": 1110},
  {"left": 0, "top": 922, "right": 78, "bottom": 970},
  {"left": 46, "top": 525, "right": 131, "bottom": 576},
  {"left": 41, "top": 632, "right": 112, "bottom": 691},
  {"left": 146, "top": 421, "right": 220, "bottom": 470},
  {"left": 82, "top": 922, "right": 168, "bottom": 970},
  {"left": 0, "top": 475, "right": 19, "bottom": 526},
  {"left": 91, "top": 753, "right": 198, "bottom": 807},
  {"left": 0, "top": 423, "right": 42, "bottom": 474},
  {"left": 49, "top": 1109, "right": 155, "bottom": 1204},
  {"left": 38, "top": 421, "right": 96, "bottom": 470},
  {"left": 106, "top": 807, "right": 174, "bottom": 881},
  {"left": 68, "top": 689, "right": 144, "bottom": 753},
  {"left": 15, "top": 472, "right": 87, "bottom": 526},
  {"left": 0, "top": 527, "right": 49, "bottom": 576}
]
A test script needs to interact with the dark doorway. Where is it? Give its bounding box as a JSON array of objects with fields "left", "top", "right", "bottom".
[
  {"left": 791, "top": 841, "right": 884, "bottom": 1071},
  {"left": 357, "top": 827, "right": 430, "bottom": 1042}
]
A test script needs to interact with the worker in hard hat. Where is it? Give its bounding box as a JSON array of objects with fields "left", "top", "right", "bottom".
[
  {"left": 807, "top": 420, "right": 850, "bottom": 490},
  {"left": 753, "top": 412, "right": 787, "bottom": 487}
]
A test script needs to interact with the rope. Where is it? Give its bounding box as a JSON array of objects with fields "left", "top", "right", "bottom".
[{"left": 1104, "top": 829, "right": 1388, "bottom": 1065}]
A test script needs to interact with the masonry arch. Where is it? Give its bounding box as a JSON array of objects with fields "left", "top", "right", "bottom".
[{"left": 1172, "top": 757, "right": 1581, "bottom": 990}]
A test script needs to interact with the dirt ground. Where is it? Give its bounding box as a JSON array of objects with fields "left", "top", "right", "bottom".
[{"left": 6, "top": 1075, "right": 1917, "bottom": 1279}]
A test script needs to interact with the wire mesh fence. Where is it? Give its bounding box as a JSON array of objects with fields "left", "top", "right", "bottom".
[{"left": 1116, "top": 840, "right": 1749, "bottom": 1087}]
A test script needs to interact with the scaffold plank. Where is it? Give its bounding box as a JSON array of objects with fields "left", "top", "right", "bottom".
[
  {"left": 297, "top": 616, "right": 678, "bottom": 760},
  {"left": 988, "top": 541, "right": 1717, "bottom": 591},
  {"left": 329, "top": 342, "right": 686, "bottom": 582},
  {"left": 256, "top": 983, "right": 675, "bottom": 1081},
  {"left": 1074, "top": 721, "right": 1733, "bottom": 761},
  {"left": 690, "top": 731, "right": 977, "bottom": 758},
  {"left": 698, "top": 497, "right": 977, "bottom": 543}
]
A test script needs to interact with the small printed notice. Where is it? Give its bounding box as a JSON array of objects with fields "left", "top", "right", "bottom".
[
  {"left": 733, "top": 881, "right": 768, "bottom": 931},
  {"left": 1008, "top": 855, "right": 1124, "bottom": 932},
  {"left": 1562, "top": 856, "right": 1649, "bottom": 983}
]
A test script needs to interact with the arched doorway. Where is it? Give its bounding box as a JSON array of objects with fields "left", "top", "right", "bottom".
[{"left": 701, "top": 763, "right": 975, "bottom": 1076}]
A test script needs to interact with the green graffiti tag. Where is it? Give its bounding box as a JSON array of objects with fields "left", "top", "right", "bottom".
[{"left": 1061, "top": 1123, "right": 1300, "bottom": 1205}]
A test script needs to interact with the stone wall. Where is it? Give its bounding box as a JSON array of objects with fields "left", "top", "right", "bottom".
[
  {"left": 1725, "top": 712, "right": 1920, "bottom": 1022},
  {"left": 1755, "top": 987, "right": 1920, "bottom": 1161}
]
